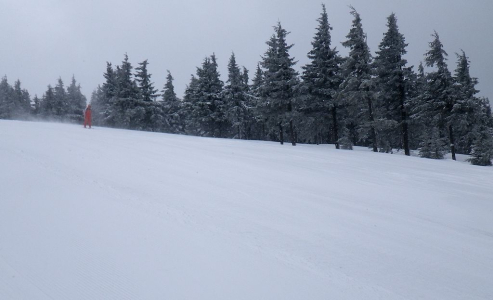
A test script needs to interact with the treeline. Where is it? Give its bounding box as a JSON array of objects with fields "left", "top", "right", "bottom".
[
  {"left": 1, "top": 5, "right": 492, "bottom": 166},
  {"left": 0, "top": 76, "right": 87, "bottom": 123},
  {"left": 90, "top": 5, "right": 493, "bottom": 165}
]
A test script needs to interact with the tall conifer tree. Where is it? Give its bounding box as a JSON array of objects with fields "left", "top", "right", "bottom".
[
  {"left": 373, "top": 13, "right": 410, "bottom": 155},
  {"left": 302, "top": 4, "right": 342, "bottom": 148},
  {"left": 341, "top": 7, "right": 377, "bottom": 151},
  {"left": 260, "top": 22, "right": 299, "bottom": 145}
]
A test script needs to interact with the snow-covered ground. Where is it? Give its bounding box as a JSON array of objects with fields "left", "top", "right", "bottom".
[{"left": 1, "top": 120, "right": 492, "bottom": 300}]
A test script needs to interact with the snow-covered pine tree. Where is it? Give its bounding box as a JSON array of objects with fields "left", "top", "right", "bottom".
[
  {"left": 468, "top": 98, "right": 493, "bottom": 166},
  {"left": 181, "top": 74, "right": 200, "bottom": 135},
  {"left": 373, "top": 13, "right": 410, "bottom": 155},
  {"left": 135, "top": 59, "right": 159, "bottom": 102},
  {"left": 96, "top": 62, "right": 118, "bottom": 126},
  {"left": 340, "top": 6, "right": 377, "bottom": 151},
  {"left": 110, "top": 54, "right": 145, "bottom": 129},
  {"left": 11, "top": 80, "right": 31, "bottom": 119},
  {"left": 249, "top": 63, "right": 265, "bottom": 140},
  {"left": 161, "top": 70, "right": 182, "bottom": 133},
  {"left": 90, "top": 86, "right": 105, "bottom": 126},
  {"left": 66, "top": 76, "right": 87, "bottom": 123},
  {"left": 302, "top": 4, "right": 343, "bottom": 148},
  {"left": 40, "top": 85, "right": 55, "bottom": 119},
  {"left": 32, "top": 95, "right": 41, "bottom": 116},
  {"left": 194, "top": 54, "right": 225, "bottom": 137},
  {"left": 451, "top": 50, "right": 481, "bottom": 154},
  {"left": 53, "top": 78, "right": 69, "bottom": 120},
  {"left": 422, "top": 32, "right": 456, "bottom": 159},
  {"left": 117, "top": 53, "right": 139, "bottom": 100},
  {"left": 224, "top": 52, "right": 249, "bottom": 139},
  {"left": 0, "top": 77, "right": 14, "bottom": 119},
  {"left": 260, "top": 22, "right": 299, "bottom": 146}
]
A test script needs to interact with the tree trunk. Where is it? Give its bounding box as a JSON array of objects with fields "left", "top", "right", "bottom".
[
  {"left": 262, "top": 122, "right": 265, "bottom": 140},
  {"left": 399, "top": 76, "right": 410, "bottom": 156},
  {"left": 367, "top": 96, "right": 378, "bottom": 152},
  {"left": 332, "top": 106, "right": 340, "bottom": 149},
  {"left": 449, "top": 124, "right": 456, "bottom": 160},
  {"left": 279, "top": 122, "right": 284, "bottom": 145},
  {"left": 290, "top": 119, "right": 296, "bottom": 146}
]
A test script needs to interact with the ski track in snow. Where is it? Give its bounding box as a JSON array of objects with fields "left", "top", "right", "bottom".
[{"left": 1, "top": 120, "right": 493, "bottom": 299}]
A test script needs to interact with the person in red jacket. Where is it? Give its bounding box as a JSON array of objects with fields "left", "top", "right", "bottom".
[{"left": 84, "top": 104, "right": 92, "bottom": 128}]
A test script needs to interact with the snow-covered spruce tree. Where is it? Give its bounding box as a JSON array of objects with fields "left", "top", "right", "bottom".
[
  {"left": 133, "top": 59, "right": 162, "bottom": 131},
  {"left": 90, "top": 86, "right": 105, "bottom": 126},
  {"left": 32, "top": 94, "right": 41, "bottom": 116},
  {"left": 12, "top": 80, "right": 31, "bottom": 119},
  {"left": 66, "top": 76, "right": 87, "bottom": 123},
  {"left": 135, "top": 59, "right": 159, "bottom": 102},
  {"left": 223, "top": 52, "right": 250, "bottom": 139},
  {"left": 110, "top": 54, "right": 144, "bottom": 129},
  {"left": 260, "top": 22, "right": 299, "bottom": 146},
  {"left": 373, "top": 13, "right": 411, "bottom": 155},
  {"left": 39, "top": 85, "right": 55, "bottom": 119},
  {"left": 340, "top": 6, "right": 377, "bottom": 151},
  {"left": 301, "top": 4, "right": 343, "bottom": 148},
  {"left": 95, "top": 62, "right": 118, "bottom": 126},
  {"left": 193, "top": 54, "right": 226, "bottom": 137},
  {"left": 0, "top": 76, "right": 14, "bottom": 119},
  {"left": 249, "top": 63, "right": 266, "bottom": 140},
  {"left": 53, "top": 78, "right": 69, "bottom": 120},
  {"left": 406, "top": 62, "right": 425, "bottom": 150},
  {"left": 0, "top": 77, "right": 31, "bottom": 120},
  {"left": 451, "top": 50, "right": 481, "bottom": 154},
  {"left": 161, "top": 70, "right": 182, "bottom": 133},
  {"left": 116, "top": 53, "right": 139, "bottom": 100},
  {"left": 422, "top": 32, "right": 456, "bottom": 159},
  {"left": 181, "top": 74, "right": 200, "bottom": 135},
  {"left": 468, "top": 98, "right": 493, "bottom": 166},
  {"left": 240, "top": 66, "right": 257, "bottom": 140}
]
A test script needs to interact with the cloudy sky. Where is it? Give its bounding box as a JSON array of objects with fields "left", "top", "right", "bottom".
[{"left": 1, "top": 0, "right": 492, "bottom": 103}]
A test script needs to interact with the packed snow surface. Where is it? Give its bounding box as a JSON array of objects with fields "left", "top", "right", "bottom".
[{"left": 1, "top": 120, "right": 492, "bottom": 300}]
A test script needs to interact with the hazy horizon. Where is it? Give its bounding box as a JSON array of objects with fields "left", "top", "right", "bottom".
[{"left": 1, "top": 0, "right": 492, "bottom": 104}]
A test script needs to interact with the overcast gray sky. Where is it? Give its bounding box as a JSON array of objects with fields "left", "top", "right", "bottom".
[{"left": 1, "top": 0, "right": 492, "bottom": 104}]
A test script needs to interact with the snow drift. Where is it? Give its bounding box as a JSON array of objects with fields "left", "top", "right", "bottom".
[{"left": 1, "top": 120, "right": 492, "bottom": 300}]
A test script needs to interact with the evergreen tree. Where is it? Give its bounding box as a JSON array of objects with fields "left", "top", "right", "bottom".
[
  {"left": 161, "top": 70, "right": 182, "bottom": 133},
  {"left": 340, "top": 6, "right": 377, "bottom": 151},
  {"left": 373, "top": 13, "right": 410, "bottom": 155},
  {"left": 181, "top": 74, "right": 200, "bottom": 135},
  {"left": 452, "top": 50, "right": 480, "bottom": 154},
  {"left": 224, "top": 52, "right": 249, "bottom": 139},
  {"left": 53, "top": 78, "right": 69, "bottom": 119},
  {"left": 468, "top": 98, "right": 493, "bottom": 166},
  {"left": 135, "top": 59, "right": 158, "bottom": 102},
  {"left": 260, "top": 22, "right": 299, "bottom": 145},
  {"left": 90, "top": 86, "right": 105, "bottom": 126},
  {"left": 103, "top": 62, "right": 118, "bottom": 99},
  {"left": 0, "top": 76, "right": 14, "bottom": 119},
  {"left": 250, "top": 64, "right": 265, "bottom": 140},
  {"left": 194, "top": 54, "right": 225, "bottom": 137},
  {"left": 117, "top": 53, "right": 138, "bottom": 99},
  {"left": 98, "top": 62, "right": 118, "bottom": 125},
  {"left": 301, "top": 4, "right": 343, "bottom": 148},
  {"left": 66, "top": 76, "right": 87, "bottom": 123},
  {"left": 32, "top": 95, "right": 41, "bottom": 116},
  {"left": 12, "top": 79, "right": 31, "bottom": 118},
  {"left": 40, "top": 85, "right": 55, "bottom": 118},
  {"left": 422, "top": 32, "right": 456, "bottom": 159}
]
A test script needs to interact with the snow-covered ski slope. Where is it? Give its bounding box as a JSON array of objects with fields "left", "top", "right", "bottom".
[{"left": 1, "top": 120, "right": 492, "bottom": 300}]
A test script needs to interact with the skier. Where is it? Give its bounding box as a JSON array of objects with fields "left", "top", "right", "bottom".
[{"left": 84, "top": 104, "right": 92, "bottom": 129}]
